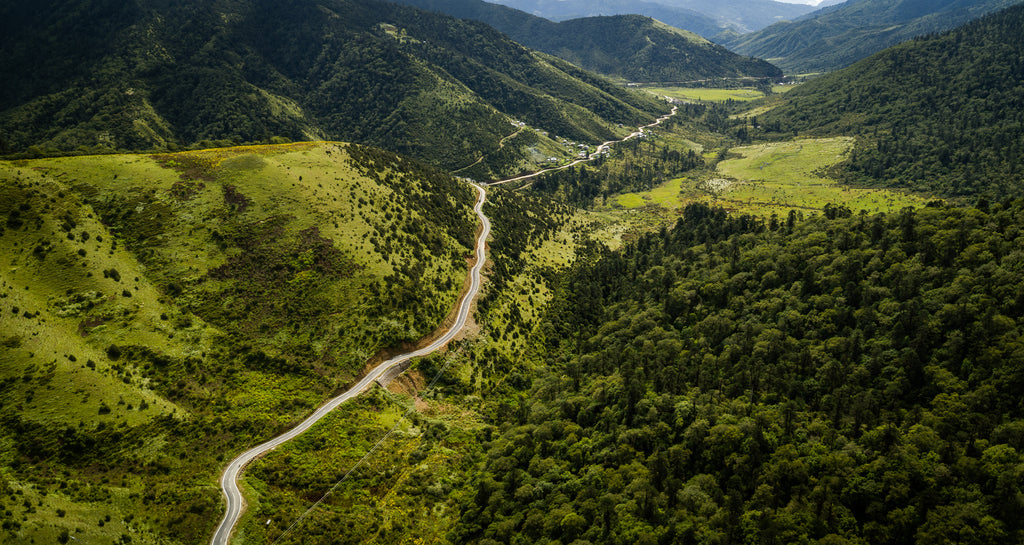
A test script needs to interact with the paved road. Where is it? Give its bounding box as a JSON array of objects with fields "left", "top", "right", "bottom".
[
  {"left": 211, "top": 183, "right": 490, "bottom": 545},
  {"left": 211, "top": 103, "right": 672, "bottom": 542},
  {"left": 489, "top": 104, "right": 679, "bottom": 186}
]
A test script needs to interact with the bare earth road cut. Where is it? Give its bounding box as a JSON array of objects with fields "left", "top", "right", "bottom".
[{"left": 211, "top": 183, "right": 490, "bottom": 545}]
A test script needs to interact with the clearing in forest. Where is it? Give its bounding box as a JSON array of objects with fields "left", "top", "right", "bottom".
[
  {"left": 610, "top": 137, "right": 931, "bottom": 218},
  {"left": 644, "top": 85, "right": 793, "bottom": 103}
]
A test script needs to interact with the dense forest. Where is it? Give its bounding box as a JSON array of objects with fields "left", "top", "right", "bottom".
[
  {"left": 450, "top": 199, "right": 1024, "bottom": 545},
  {"left": 0, "top": 0, "right": 667, "bottom": 176},
  {"left": 393, "top": 0, "right": 781, "bottom": 82},
  {"left": 758, "top": 3, "right": 1024, "bottom": 199}
]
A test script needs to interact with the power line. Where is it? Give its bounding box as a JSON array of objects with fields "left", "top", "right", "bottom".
[{"left": 269, "top": 344, "right": 465, "bottom": 545}]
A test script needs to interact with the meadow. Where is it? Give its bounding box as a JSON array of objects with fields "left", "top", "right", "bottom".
[
  {"left": 609, "top": 137, "right": 930, "bottom": 218},
  {"left": 644, "top": 84, "right": 793, "bottom": 103}
]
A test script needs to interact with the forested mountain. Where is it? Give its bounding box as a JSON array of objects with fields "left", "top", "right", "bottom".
[
  {"left": 475, "top": 0, "right": 724, "bottom": 37},
  {"left": 721, "top": 0, "right": 1024, "bottom": 73},
  {"left": 490, "top": 0, "right": 816, "bottom": 34},
  {"left": 452, "top": 199, "right": 1024, "bottom": 545},
  {"left": 757, "top": 3, "right": 1024, "bottom": 198},
  {"left": 0, "top": 0, "right": 666, "bottom": 177},
  {"left": 394, "top": 0, "right": 782, "bottom": 81}
]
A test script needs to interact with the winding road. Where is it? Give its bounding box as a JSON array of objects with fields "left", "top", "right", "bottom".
[
  {"left": 210, "top": 184, "right": 490, "bottom": 545},
  {"left": 489, "top": 104, "right": 678, "bottom": 186},
  {"left": 211, "top": 103, "right": 674, "bottom": 544}
]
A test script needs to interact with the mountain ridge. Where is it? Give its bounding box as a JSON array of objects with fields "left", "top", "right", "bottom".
[
  {"left": 721, "top": 0, "right": 1024, "bottom": 73},
  {"left": 0, "top": 0, "right": 668, "bottom": 179},
  {"left": 488, "top": 0, "right": 817, "bottom": 34},
  {"left": 393, "top": 0, "right": 782, "bottom": 81}
]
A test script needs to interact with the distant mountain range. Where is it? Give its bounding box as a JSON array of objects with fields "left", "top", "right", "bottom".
[
  {"left": 0, "top": 0, "right": 667, "bottom": 178},
  {"left": 720, "top": 0, "right": 1024, "bottom": 73},
  {"left": 486, "top": 0, "right": 819, "bottom": 35},
  {"left": 395, "top": 0, "right": 782, "bottom": 81},
  {"left": 758, "top": 2, "right": 1024, "bottom": 198}
]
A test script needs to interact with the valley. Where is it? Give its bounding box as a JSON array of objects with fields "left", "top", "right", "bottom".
[{"left": 2, "top": 0, "right": 1024, "bottom": 544}]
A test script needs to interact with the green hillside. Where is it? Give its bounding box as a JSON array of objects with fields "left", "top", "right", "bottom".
[
  {"left": 754, "top": 3, "right": 1024, "bottom": 199},
  {"left": 3, "top": 2, "right": 1024, "bottom": 544},
  {"left": 451, "top": 199, "right": 1024, "bottom": 545},
  {"left": 0, "top": 0, "right": 667, "bottom": 179},
  {"left": 721, "top": 0, "right": 1024, "bottom": 74},
  {"left": 392, "top": 0, "right": 782, "bottom": 82},
  {"left": 0, "top": 142, "right": 478, "bottom": 544}
]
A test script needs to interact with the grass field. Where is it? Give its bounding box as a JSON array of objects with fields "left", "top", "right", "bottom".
[
  {"left": 608, "top": 137, "right": 930, "bottom": 218},
  {"left": 718, "top": 137, "right": 854, "bottom": 184}
]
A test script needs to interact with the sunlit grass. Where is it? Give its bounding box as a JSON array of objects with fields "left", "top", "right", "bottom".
[
  {"left": 717, "top": 137, "right": 854, "bottom": 184},
  {"left": 608, "top": 137, "right": 931, "bottom": 218},
  {"left": 646, "top": 86, "right": 767, "bottom": 102},
  {"left": 0, "top": 140, "right": 479, "bottom": 544}
]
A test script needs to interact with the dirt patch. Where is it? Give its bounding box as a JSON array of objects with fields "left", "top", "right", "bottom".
[
  {"left": 413, "top": 396, "right": 430, "bottom": 412},
  {"left": 386, "top": 369, "right": 427, "bottom": 397}
]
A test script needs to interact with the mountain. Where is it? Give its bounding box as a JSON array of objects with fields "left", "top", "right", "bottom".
[
  {"left": 721, "top": 0, "right": 1024, "bottom": 73},
  {"left": 487, "top": 0, "right": 817, "bottom": 35},
  {"left": 757, "top": 3, "right": 1024, "bottom": 198},
  {"left": 394, "top": 0, "right": 782, "bottom": 81},
  {"left": 476, "top": 0, "right": 726, "bottom": 36},
  {"left": 661, "top": 0, "right": 821, "bottom": 31},
  {"left": 0, "top": 0, "right": 668, "bottom": 178}
]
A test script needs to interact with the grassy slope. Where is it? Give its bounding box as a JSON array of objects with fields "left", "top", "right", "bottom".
[
  {"left": 222, "top": 186, "right": 600, "bottom": 545},
  {"left": 0, "top": 142, "right": 476, "bottom": 544}
]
